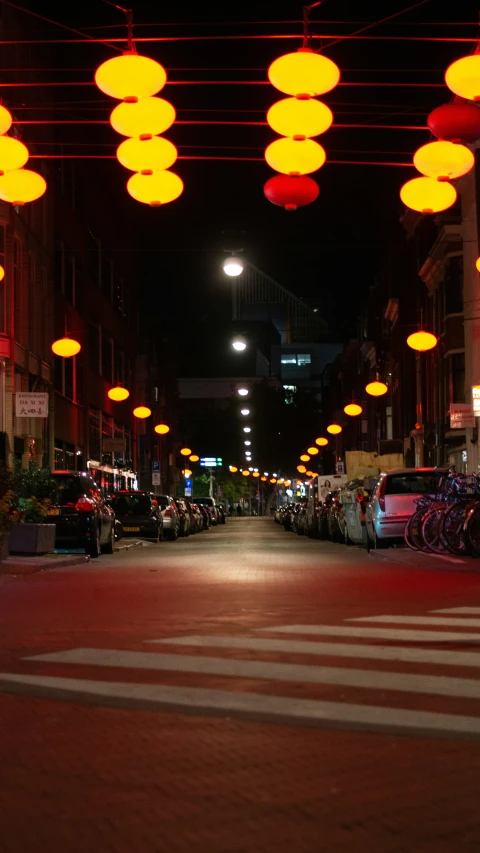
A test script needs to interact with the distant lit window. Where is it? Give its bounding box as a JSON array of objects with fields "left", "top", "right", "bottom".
[
  {"left": 297, "top": 354, "right": 311, "bottom": 366},
  {"left": 283, "top": 384, "right": 297, "bottom": 404},
  {"left": 281, "top": 355, "right": 297, "bottom": 364}
]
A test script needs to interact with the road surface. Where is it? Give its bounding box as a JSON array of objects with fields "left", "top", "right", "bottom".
[{"left": 2, "top": 516, "right": 480, "bottom": 852}]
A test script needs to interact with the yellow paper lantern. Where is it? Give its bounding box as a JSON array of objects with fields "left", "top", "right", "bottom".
[
  {"left": 253, "top": 471, "right": 260, "bottom": 478},
  {"left": 242, "top": 470, "right": 250, "bottom": 477},
  {"left": 182, "top": 468, "right": 192, "bottom": 477},
  {"left": 399, "top": 177, "right": 456, "bottom": 215},
  {"left": 108, "top": 386, "right": 130, "bottom": 402},
  {"left": 180, "top": 447, "right": 192, "bottom": 456},
  {"left": 307, "top": 446, "right": 319, "bottom": 455},
  {"left": 297, "top": 464, "right": 307, "bottom": 473},
  {"left": 445, "top": 54, "right": 480, "bottom": 101},
  {"left": 229, "top": 465, "right": 238, "bottom": 473},
  {"left": 265, "top": 137, "right": 326, "bottom": 175},
  {"left": 476, "top": 257, "right": 480, "bottom": 272},
  {"left": 327, "top": 424, "right": 342, "bottom": 435},
  {"left": 0, "top": 265, "right": 4, "bottom": 282},
  {"left": 267, "top": 97, "right": 333, "bottom": 138},
  {"left": 0, "top": 169, "right": 46, "bottom": 205},
  {"left": 344, "top": 403, "right": 363, "bottom": 417},
  {"left": 127, "top": 170, "right": 183, "bottom": 206},
  {"left": 95, "top": 51, "right": 166, "bottom": 100},
  {"left": 413, "top": 141, "right": 474, "bottom": 181},
  {"left": 300, "top": 454, "right": 310, "bottom": 462},
  {"left": 261, "top": 475, "right": 268, "bottom": 481},
  {"left": 270, "top": 477, "right": 277, "bottom": 483},
  {"left": 306, "top": 470, "right": 314, "bottom": 477},
  {"left": 0, "top": 105, "right": 12, "bottom": 136},
  {"left": 189, "top": 454, "right": 200, "bottom": 462},
  {"left": 268, "top": 48, "right": 340, "bottom": 97},
  {"left": 365, "top": 381, "right": 388, "bottom": 397},
  {"left": 154, "top": 423, "right": 170, "bottom": 434},
  {"left": 406, "top": 331, "right": 438, "bottom": 352},
  {"left": 315, "top": 436, "right": 328, "bottom": 446},
  {"left": 284, "top": 480, "right": 291, "bottom": 486},
  {"left": 51, "top": 337, "right": 81, "bottom": 358},
  {"left": 116, "top": 136, "right": 177, "bottom": 172},
  {"left": 0, "top": 137, "right": 28, "bottom": 175},
  {"left": 133, "top": 405, "right": 151, "bottom": 418},
  {"left": 110, "top": 97, "right": 176, "bottom": 137}
]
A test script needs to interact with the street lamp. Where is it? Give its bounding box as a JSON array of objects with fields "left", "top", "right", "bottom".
[
  {"left": 243, "top": 426, "right": 251, "bottom": 433},
  {"left": 237, "top": 387, "right": 249, "bottom": 397},
  {"left": 244, "top": 440, "right": 251, "bottom": 446},
  {"left": 223, "top": 256, "right": 244, "bottom": 277},
  {"left": 240, "top": 408, "right": 250, "bottom": 416},
  {"left": 232, "top": 335, "right": 247, "bottom": 352}
]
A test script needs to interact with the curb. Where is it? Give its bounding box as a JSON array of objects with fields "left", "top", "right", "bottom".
[
  {"left": 114, "top": 539, "right": 144, "bottom": 552},
  {"left": 368, "top": 548, "right": 480, "bottom": 574},
  {"left": 0, "top": 554, "right": 90, "bottom": 576}
]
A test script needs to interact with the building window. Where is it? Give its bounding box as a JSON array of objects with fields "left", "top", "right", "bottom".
[
  {"left": 114, "top": 343, "right": 124, "bottom": 384},
  {"left": 54, "top": 443, "right": 65, "bottom": 470},
  {"left": 101, "top": 333, "right": 113, "bottom": 383},
  {"left": 88, "top": 322, "right": 100, "bottom": 373},
  {"left": 445, "top": 255, "right": 463, "bottom": 315},
  {"left": 451, "top": 352, "right": 465, "bottom": 404},
  {"left": 87, "top": 230, "right": 100, "bottom": 287},
  {"left": 54, "top": 355, "right": 76, "bottom": 402},
  {"left": 283, "top": 384, "right": 297, "bottom": 403},
  {"left": 297, "top": 353, "right": 312, "bottom": 366},
  {"left": 64, "top": 253, "right": 75, "bottom": 305},
  {"left": 88, "top": 408, "right": 101, "bottom": 462},
  {"left": 281, "top": 355, "right": 297, "bottom": 364}
]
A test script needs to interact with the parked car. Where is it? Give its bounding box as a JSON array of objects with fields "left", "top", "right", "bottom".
[
  {"left": 175, "top": 499, "right": 191, "bottom": 537},
  {"left": 197, "top": 504, "right": 210, "bottom": 530},
  {"left": 48, "top": 471, "right": 115, "bottom": 558},
  {"left": 110, "top": 491, "right": 163, "bottom": 542},
  {"left": 216, "top": 504, "right": 226, "bottom": 524},
  {"left": 326, "top": 492, "right": 343, "bottom": 542},
  {"left": 156, "top": 494, "right": 180, "bottom": 540},
  {"left": 365, "top": 467, "right": 448, "bottom": 548},
  {"left": 194, "top": 497, "right": 218, "bottom": 525},
  {"left": 305, "top": 499, "right": 320, "bottom": 538},
  {"left": 282, "top": 504, "right": 295, "bottom": 531},
  {"left": 185, "top": 501, "right": 203, "bottom": 533}
]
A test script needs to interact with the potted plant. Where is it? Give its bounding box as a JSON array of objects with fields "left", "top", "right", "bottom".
[
  {"left": 0, "top": 486, "right": 21, "bottom": 561},
  {"left": 8, "top": 466, "right": 57, "bottom": 556}
]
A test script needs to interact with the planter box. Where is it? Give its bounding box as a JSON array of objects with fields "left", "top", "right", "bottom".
[{"left": 9, "top": 523, "right": 56, "bottom": 555}]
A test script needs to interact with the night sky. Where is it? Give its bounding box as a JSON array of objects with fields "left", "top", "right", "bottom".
[{"left": 32, "top": 1, "right": 480, "bottom": 356}]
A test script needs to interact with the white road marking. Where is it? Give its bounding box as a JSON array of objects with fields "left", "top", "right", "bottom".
[
  {"left": 257, "top": 624, "right": 480, "bottom": 643},
  {"left": 26, "top": 647, "right": 480, "bottom": 700},
  {"left": 348, "top": 616, "right": 480, "bottom": 628},
  {"left": 2, "top": 671, "right": 480, "bottom": 737},
  {"left": 151, "top": 635, "right": 480, "bottom": 669},
  {"left": 431, "top": 608, "right": 480, "bottom": 615}
]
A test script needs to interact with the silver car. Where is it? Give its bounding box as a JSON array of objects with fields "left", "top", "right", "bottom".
[
  {"left": 156, "top": 494, "right": 180, "bottom": 541},
  {"left": 365, "top": 467, "right": 446, "bottom": 548}
]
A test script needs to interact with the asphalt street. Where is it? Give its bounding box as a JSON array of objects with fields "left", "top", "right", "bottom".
[{"left": 2, "top": 517, "right": 480, "bottom": 852}]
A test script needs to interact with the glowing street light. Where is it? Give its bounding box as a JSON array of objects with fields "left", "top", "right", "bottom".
[
  {"left": 243, "top": 426, "right": 251, "bottom": 433},
  {"left": 244, "top": 440, "right": 251, "bottom": 446},
  {"left": 232, "top": 335, "right": 247, "bottom": 352},
  {"left": 223, "top": 256, "right": 244, "bottom": 276},
  {"left": 237, "top": 387, "right": 249, "bottom": 397},
  {"left": 240, "top": 408, "right": 250, "bottom": 416}
]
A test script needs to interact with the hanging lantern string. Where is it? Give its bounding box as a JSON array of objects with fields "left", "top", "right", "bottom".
[
  {"left": 25, "top": 153, "right": 415, "bottom": 165},
  {"left": 0, "top": 33, "right": 478, "bottom": 46},
  {"left": 0, "top": 79, "right": 450, "bottom": 88},
  {"left": 1, "top": 0, "right": 123, "bottom": 52}
]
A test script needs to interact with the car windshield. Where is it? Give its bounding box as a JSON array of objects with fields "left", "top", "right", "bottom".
[
  {"left": 385, "top": 472, "right": 441, "bottom": 495},
  {"left": 112, "top": 494, "right": 151, "bottom": 515},
  {"left": 52, "top": 474, "right": 93, "bottom": 504}
]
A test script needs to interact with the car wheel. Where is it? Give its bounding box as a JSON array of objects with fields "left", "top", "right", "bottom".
[
  {"left": 101, "top": 522, "right": 115, "bottom": 554},
  {"left": 86, "top": 524, "right": 101, "bottom": 558},
  {"left": 171, "top": 525, "right": 178, "bottom": 541}
]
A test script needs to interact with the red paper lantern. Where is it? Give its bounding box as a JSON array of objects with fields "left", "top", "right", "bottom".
[
  {"left": 428, "top": 103, "right": 480, "bottom": 144},
  {"left": 264, "top": 174, "right": 319, "bottom": 210}
]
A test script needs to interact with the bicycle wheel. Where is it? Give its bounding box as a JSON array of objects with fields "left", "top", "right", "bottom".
[
  {"left": 404, "top": 516, "right": 419, "bottom": 551},
  {"left": 421, "top": 506, "right": 447, "bottom": 554},
  {"left": 440, "top": 502, "right": 469, "bottom": 556},
  {"left": 407, "top": 508, "right": 430, "bottom": 552},
  {"left": 464, "top": 504, "right": 480, "bottom": 557}
]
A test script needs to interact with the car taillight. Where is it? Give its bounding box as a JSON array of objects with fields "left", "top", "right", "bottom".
[
  {"left": 378, "top": 478, "right": 387, "bottom": 512},
  {"left": 75, "top": 497, "right": 96, "bottom": 512},
  {"left": 165, "top": 508, "right": 172, "bottom": 517}
]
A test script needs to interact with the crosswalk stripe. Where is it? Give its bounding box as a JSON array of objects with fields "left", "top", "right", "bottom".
[
  {"left": 348, "top": 615, "right": 480, "bottom": 628},
  {"left": 2, "top": 671, "right": 480, "bottom": 737},
  {"left": 26, "top": 647, "right": 480, "bottom": 700},
  {"left": 257, "top": 624, "right": 480, "bottom": 643},
  {"left": 431, "top": 608, "right": 480, "bottom": 615},
  {"left": 151, "top": 635, "right": 480, "bottom": 668}
]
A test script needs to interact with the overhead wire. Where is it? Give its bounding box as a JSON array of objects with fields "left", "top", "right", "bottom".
[
  {"left": 0, "top": 0, "right": 122, "bottom": 51},
  {"left": 316, "top": 0, "right": 434, "bottom": 51}
]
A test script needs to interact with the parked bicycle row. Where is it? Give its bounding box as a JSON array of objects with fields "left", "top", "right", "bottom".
[{"left": 404, "top": 471, "right": 480, "bottom": 558}]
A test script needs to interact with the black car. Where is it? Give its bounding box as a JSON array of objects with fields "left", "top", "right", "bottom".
[
  {"left": 110, "top": 491, "right": 163, "bottom": 542},
  {"left": 49, "top": 471, "right": 115, "bottom": 558}
]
